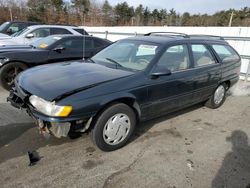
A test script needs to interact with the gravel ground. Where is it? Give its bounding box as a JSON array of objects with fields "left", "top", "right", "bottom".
[{"left": 0, "top": 82, "right": 250, "bottom": 188}]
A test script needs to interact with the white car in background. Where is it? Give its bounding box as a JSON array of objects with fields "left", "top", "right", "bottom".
[
  {"left": 0, "top": 25, "right": 88, "bottom": 46},
  {"left": 0, "top": 33, "right": 11, "bottom": 39}
]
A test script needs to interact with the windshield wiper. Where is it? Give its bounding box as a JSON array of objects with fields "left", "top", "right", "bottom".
[
  {"left": 105, "top": 58, "right": 124, "bottom": 69},
  {"left": 87, "top": 58, "right": 95, "bottom": 63}
]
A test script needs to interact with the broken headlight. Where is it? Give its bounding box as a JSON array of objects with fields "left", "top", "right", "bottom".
[{"left": 29, "top": 95, "right": 72, "bottom": 117}]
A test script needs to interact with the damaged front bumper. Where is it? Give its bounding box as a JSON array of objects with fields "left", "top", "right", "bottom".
[
  {"left": 7, "top": 86, "right": 93, "bottom": 138},
  {"left": 35, "top": 117, "right": 92, "bottom": 138}
]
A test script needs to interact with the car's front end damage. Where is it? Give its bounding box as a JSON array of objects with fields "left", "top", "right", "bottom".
[
  {"left": 7, "top": 80, "right": 93, "bottom": 138},
  {"left": 6, "top": 61, "right": 134, "bottom": 139}
]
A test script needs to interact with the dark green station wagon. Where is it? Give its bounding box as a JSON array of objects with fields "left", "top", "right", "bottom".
[{"left": 8, "top": 32, "right": 241, "bottom": 151}]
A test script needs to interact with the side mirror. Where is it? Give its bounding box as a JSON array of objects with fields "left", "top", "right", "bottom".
[
  {"left": 53, "top": 46, "right": 65, "bottom": 53},
  {"left": 26, "top": 33, "right": 34, "bottom": 39},
  {"left": 151, "top": 65, "right": 171, "bottom": 79}
]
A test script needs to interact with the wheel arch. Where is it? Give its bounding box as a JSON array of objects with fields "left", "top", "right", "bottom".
[
  {"left": 218, "top": 80, "right": 230, "bottom": 90},
  {"left": 92, "top": 96, "right": 142, "bottom": 126},
  {"left": 0, "top": 60, "right": 29, "bottom": 68},
  {"left": 224, "top": 80, "right": 231, "bottom": 90}
]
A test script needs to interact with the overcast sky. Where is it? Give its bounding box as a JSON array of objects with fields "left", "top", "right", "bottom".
[{"left": 103, "top": 0, "right": 250, "bottom": 14}]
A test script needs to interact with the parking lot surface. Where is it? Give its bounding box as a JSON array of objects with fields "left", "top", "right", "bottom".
[{"left": 0, "top": 84, "right": 250, "bottom": 188}]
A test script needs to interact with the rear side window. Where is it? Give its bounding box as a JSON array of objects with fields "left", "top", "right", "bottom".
[
  {"left": 191, "top": 44, "right": 215, "bottom": 67},
  {"left": 93, "top": 39, "right": 104, "bottom": 48},
  {"left": 212, "top": 44, "right": 240, "bottom": 62},
  {"left": 73, "top": 28, "right": 88, "bottom": 35},
  {"left": 83, "top": 38, "right": 93, "bottom": 49},
  {"left": 51, "top": 28, "right": 72, "bottom": 35},
  {"left": 57, "top": 38, "right": 83, "bottom": 49}
]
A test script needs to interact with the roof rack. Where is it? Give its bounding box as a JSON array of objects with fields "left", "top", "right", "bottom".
[
  {"left": 187, "top": 34, "right": 224, "bottom": 40},
  {"left": 144, "top": 32, "right": 189, "bottom": 38},
  {"left": 144, "top": 32, "right": 225, "bottom": 40}
]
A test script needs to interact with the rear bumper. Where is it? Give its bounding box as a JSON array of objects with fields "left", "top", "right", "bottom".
[{"left": 230, "top": 76, "right": 239, "bottom": 87}]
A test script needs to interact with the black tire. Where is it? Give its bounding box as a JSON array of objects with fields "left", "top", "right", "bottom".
[
  {"left": 205, "top": 83, "right": 227, "bottom": 109},
  {"left": 90, "top": 103, "right": 136, "bottom": 151},
  {"left": 0, "top": 62, "right": 27, "bottom": 91}
]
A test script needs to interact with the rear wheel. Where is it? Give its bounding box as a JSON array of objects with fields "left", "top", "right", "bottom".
[
  {"left": 205, "top": 83, "right": 227, "bottom": 109},
  {"left": 91, "top": 103, "right": 136, "bottom": 151},
  {"left": 0, "top": 62, "right": 27, "bottom": 91}
]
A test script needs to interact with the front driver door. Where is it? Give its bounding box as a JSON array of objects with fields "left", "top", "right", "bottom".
[
  {"left": 144, "top": 44, "right": 196, "bottom": 118},
  {"left": 24, "top": 28, "right": 50, "bottom": 44}
]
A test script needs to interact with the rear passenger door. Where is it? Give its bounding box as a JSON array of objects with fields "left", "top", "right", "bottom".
[
  {"left": 190, "top": 44, "right": 221, "bottom": 102},
  {"left": 146, "top": 44, "right": 196, "bottom": 117},
  {"left": 48, "top": 38, "right": 84, "bottom": 62}
]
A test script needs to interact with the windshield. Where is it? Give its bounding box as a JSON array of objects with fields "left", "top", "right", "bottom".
[
  {"left": 0, "top": 22, "right": 9, "bottom": 32},
  {"left": 31, "top": 35, "right": 62, "bottom": 49},
  {"left": 11, "top": 28, "right": 29, "bottom": 37},
  {"left": 92, "top": 40, "right": 160, "bottom": 71}
]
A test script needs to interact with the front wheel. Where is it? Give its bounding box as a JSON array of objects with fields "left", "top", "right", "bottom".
[
  {"left": 205, "top": 83, "right": 227, "bottom": 109},
  {"left": 90, "top": 103, "right": 136, "bottom": 151},
  {"left": 0, "top": 62, "right": 27, "bottom": 91}
]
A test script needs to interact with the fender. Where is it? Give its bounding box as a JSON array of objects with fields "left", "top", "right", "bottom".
[{"left": 98, "top": 92, "right": 142, "bottom": 119}]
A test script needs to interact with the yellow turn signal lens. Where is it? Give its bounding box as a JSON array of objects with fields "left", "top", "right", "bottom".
[{"left": 58, "top": 106, "right": 72, "bottom": 117}]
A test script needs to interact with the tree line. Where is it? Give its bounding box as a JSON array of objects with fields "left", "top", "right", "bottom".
[{"left": 0, "top": 0, "right": 249, "bottom": 26}]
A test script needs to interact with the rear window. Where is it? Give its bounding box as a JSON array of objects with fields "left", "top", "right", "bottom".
[
  {"left": 212, "top": 44, "right": 240, "bottom": 62},
  {"left": 73, "top": 28, "right": 88, "bottom": 35}
]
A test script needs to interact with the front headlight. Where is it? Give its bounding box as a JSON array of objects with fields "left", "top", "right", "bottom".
[{"left": 29, "top": 95, "right": 72, "bottom": 117}]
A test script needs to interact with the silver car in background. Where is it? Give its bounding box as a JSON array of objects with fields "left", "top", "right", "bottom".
[{"left": 0, "top": 25, "right": 88, "bottom": 46}]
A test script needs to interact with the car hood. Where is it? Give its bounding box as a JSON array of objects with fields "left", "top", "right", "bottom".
[
  {"left": 17, "top": 61, "right": 134, "bottom": 101},
  {"left": 0, "top": 35, "right": 11, "bottom": 40},
  {"left": 0, "top": 39, "right": 20, "bottom": 46},
  {"left": 0, "top": 45, "right": 33, "bottom": 53}
]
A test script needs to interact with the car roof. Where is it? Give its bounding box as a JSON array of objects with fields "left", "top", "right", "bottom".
[
  {"left": 45, "top": 35, "right": 111, "bottom": 43},
  {"left": 26, "top": 25, "right": 80, "bottom": 29},
  {"left": 48, "top": 34, "right": 98, "bottom": 39},
  {"left": 122, "top": 35, "right": 228, "bottom": 45},
  {"left": 11, "top": 21, "right": 39, "bottom": 24},
  {"left": 124, "top": 36, "right": 179, "bottom": 44}
]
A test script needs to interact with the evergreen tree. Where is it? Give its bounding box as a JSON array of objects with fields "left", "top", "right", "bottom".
[
  {"left": 71, "top": 0, "right": 90, "bottom": 25},
  {"left": 102, "top": 0, "right": 113, "bottom": 25}
]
